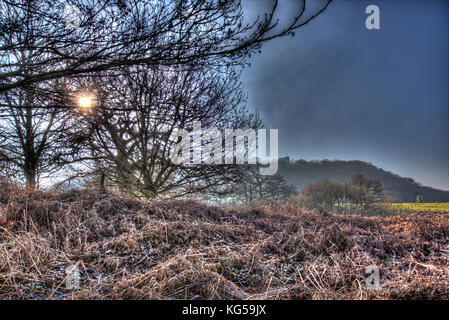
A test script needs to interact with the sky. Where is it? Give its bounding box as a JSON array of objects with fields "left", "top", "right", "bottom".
[{"left": 242, "top": 0, "right": 449, "bottom": 190}]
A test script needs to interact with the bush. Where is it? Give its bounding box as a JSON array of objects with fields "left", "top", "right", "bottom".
[
  {"left": 299, "top": 174, "right": 385, "bottom": 214},
  {"left": 300, "top": 180, "right": 345, "bottom": 211}
]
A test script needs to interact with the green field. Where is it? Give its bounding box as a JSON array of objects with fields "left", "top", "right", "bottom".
[{"left": 388, "top": 202, "right": 449, "bottom": 212}]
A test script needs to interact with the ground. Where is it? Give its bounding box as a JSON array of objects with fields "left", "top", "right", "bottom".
[{"left": 0, "top": 190, "right": 448, "bottom": 299}]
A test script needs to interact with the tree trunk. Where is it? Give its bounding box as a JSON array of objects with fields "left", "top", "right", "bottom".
[
  {"left": 24, "top": 165, "right": 37, "bottom": 190},
  {"left": 100, "top": 172, "right": 105, "bottom": 190}
]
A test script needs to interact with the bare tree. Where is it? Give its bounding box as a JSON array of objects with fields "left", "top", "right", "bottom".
[
  {"left": 0, "top": 2, "right": 80, "bottom": 189},
  {"left": 231, "top": 165, "right": 296, "bottom": 204},
  {"left": 72, "top": 64, "right": 259, "bottom": 198},
  {"left": 0, "top": 0, "right": 332, "bottom": 194},
  {"left": 300, "top": 180, "right": 345, "bottom": 211},
  {"left": 0, "top": 84, "right": 78, "bottom": 189},
  {"left": 300, "top": 175, "right": 384, "bottom": 212},
  {"left": 349, "top": 173, "right": 384, "bottom": 209}
]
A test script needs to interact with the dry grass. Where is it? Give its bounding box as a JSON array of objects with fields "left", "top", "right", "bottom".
[{"left": 0, "top": 190, "right": 448, "bottom": 300}]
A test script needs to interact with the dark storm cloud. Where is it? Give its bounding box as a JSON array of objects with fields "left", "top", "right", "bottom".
[{"left": 243, "top": 0, "right": 449, "bottom": 190}]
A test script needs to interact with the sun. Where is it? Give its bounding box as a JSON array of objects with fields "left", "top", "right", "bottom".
[{"left": 78, "top": 95, "right": 94, "bottom": 109}]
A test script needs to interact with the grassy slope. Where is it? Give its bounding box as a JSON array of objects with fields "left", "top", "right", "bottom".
[{"left": 0, "top": 190, "right": 448, "bottom": 300}]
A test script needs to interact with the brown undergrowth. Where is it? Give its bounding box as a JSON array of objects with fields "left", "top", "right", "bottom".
[{"left": 0, "top": 190, "right": 448, "bottom": 299}]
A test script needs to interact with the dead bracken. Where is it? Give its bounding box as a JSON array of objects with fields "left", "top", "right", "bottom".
[{"left": 0, "top": 190, "right": 448, "bottom": 300}]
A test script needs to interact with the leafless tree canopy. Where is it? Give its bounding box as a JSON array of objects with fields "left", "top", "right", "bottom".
[
  {"left": 229, "top": 164, "right": 297, "bottom": 204},
  {"left": 300, "top": 174, "right": 384, "bottom": 212},
  {"left": 0, "top": 0, "right": 332, "bottom": 95},
  {"left": 0, "top": 85, "right": 77, "bottom": 188},
  {"left": 0, "top": 0, "right": 331, "bottom": 196},
  {"left": 72, "top": 65, "right": 259, "bottom": 198}
]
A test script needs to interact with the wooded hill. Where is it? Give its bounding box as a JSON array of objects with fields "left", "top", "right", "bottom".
[{"left": 278, "top": 158, "right": 449, "bottom": 202}]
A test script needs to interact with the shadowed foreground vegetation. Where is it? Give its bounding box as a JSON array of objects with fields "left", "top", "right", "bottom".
[{"left": 0, "top": 190, "right": 448, "bottom": 300}]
